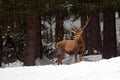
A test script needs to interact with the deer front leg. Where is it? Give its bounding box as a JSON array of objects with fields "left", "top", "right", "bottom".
[
  {"left": 74, "top": 53, "right": 77, "bottom": 63},
  {"left": 74, "top": 50, "right": 78, "bottom": 63},
  {"left": 58, "top": 51, "right": 65, "bottom": 65},
  {"left": 79, "top": 52, "right": 83, "bottom": 61}
]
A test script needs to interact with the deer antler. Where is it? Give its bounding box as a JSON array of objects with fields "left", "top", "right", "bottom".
[
  {"left": 71, "top": 20, "right": 77, "bottom": 33},
  {"left": 80, "top": 16, "right": 90, "bottom": 30}
]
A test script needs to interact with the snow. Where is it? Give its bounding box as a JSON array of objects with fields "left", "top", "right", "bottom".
[
  {"left": 0, "top": 56, "right": 120, "bottom": 80},
  {"left": 1, "top": 60, "right": 23, "bottom": 68},
  {"left": 35, "top": 56, "right": 54, "bottom": 65}
]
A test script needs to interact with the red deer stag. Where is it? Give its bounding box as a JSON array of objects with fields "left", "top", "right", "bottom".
[{"left": 56, "top": 16, "right": 90, "bottom": 65}]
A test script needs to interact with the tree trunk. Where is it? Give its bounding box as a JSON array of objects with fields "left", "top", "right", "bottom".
[
  {"left": 24, "top": 14, "right": 39, "bottom": 66},
  {"left": 81, "top": 14, "right": 102, "bottom": 55},
  {"left": 0, "top": 10, "right": 3, "bottom": 67},
  {"left": 0, "top": 26, "right": 3, "bottom": 67},
  {"left": 38, "top": 17, "right": 43, "bottom": 59},
  {"left": 55, "top": 8, "right": 64, "bottom": 42},
  {"left": 103, "top": 11, "right": 117, "bottom": 59},
  {"left": 91, "top": 14, "right": 102, "bottom": 54},
  {"left": 86, "top": 16, "right": 94, "bottom": 55},
  {"left": 81, "top": 16, "right": 89, "bottom": 54},
  {"left": 81, "top": 16, "right": 94, "bottom": 55},
  {"left": 118, "top": 10, "right": 120, "bottom": 18}
]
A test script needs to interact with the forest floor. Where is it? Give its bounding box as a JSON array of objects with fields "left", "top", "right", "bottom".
[{"left": 0, "top": 55, "right": 120, "bottom": 80}]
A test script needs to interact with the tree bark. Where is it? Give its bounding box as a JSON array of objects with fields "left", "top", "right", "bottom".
[
  {"left": 24, "top": 14, "right": 39, "bottom": 66},
  {"left": 81, "top": 16, "right": 89, "bottom": 54},
  {"left": 118, "top": 10, "right": 120, "bottom": 18},
  {"left": 38, "top": 17, "right": 43, "bottom": 59},
  {"left": 103, "top": 11, "right": 117, "bottom": 59},
  {"left": 0, "top": 10, "right": 3, "bottom": 67},
  {"left": 55, "top": 8, "right": 64, "bottom": 42},
  {"left": 91, "top": 14, "right": 102, "bottom": 54},
  {"left": 0, "top": 26, "right": 3, "bottom": 67},
  {"left": 81, "top": 14, "right": 102, "bottom": 55},
  {"left": 85, "top": 16, "right": 94, "bottom": 55}
]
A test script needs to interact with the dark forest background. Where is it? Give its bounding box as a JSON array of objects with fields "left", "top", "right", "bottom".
[{"left": 0, "top": 0, "right": 120, "bottom": 66}]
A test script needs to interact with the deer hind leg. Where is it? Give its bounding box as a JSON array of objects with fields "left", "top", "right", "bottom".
[
  {"left": 58, "top": 55, "right": 62, "bottom": 65},
  {"left": 58, "top": 53, "right": 65, "bottom": 65}
]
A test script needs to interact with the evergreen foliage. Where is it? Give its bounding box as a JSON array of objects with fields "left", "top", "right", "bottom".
[{"left": 0, "top": 0, "right": 119, "bottom": 65}]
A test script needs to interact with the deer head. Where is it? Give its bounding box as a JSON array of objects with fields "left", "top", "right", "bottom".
[{"left": 71, "top": 16, "right": 90, "bottom": 40}]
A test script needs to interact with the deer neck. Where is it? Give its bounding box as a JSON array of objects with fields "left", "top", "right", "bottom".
[{"left": 76, "top": 36, "right": 84, "bottom": 44}]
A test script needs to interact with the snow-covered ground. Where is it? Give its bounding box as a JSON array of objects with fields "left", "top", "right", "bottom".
[
  {"left": 0, "top": 56, "right": 120, "bottom": 80},
  {"left": 2, "top": 54, "right": 102, "bottom": 67}
]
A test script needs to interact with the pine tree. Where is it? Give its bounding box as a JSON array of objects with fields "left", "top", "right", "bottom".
[
  {"left": 99, "top": 0, "right": 118, "bottom": 58},
  {"left": 50, "top": 0, "right": 68, "bottom": 42},
  {"left": 103, "top": 11, "right": 117, "bottom": 59},
  {"left": 0, "top": 26, "right": 3, "bottom": 66},
  {"left": 0, "top": 8, "right": 4, "bottom": 66},
  {"left": 24, "top": 13, "right": 39, "bottom": 66},
  {"left": 81, "top": 14, "right": 102, "bottom": 55},
  {"left": 37, "top": 17, "right": 43, "bottom": 59},
  {"left": 92, "top": 14, "right": 102, "bottom": 54},
  {"left": 55, "top": 7, "right": 64, "bottom": 42},
  {"left": 89, "top": 14, "right": 102, "bottom": 54},
  {"left": 71, "top": 0, "right": 102, "bottom": 55},
  {"left": 23, "top": 0, "right": 50, "bottom": 65}
]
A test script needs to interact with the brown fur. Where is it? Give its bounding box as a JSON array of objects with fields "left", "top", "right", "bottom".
[
  {"left": 56, "top": 16, "right": 90, "bottom": 65},
  {"left": 56, "top": 35, "right": 85, "bottom": 64}
]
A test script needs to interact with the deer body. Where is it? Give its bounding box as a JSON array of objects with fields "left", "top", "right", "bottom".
[
  {"left": 56, "top": 36, "right": 85, "bottom": 64},
  {"left": 56, "top": 37, "right": 85, "bottom": 53},
  {"left": 56, "top": 16, "right": 90, "bottom": 65}
]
